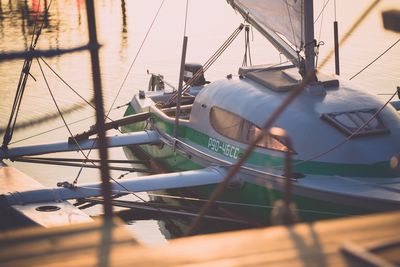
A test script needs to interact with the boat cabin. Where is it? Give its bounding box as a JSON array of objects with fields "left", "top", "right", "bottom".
[{"left": 132, "top": 65, "right": 400, "bottom": 176}]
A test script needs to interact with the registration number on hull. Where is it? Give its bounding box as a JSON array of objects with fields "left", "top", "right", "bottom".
[{"left": 207, "top": 137, "right": 240, "bottom": 159}]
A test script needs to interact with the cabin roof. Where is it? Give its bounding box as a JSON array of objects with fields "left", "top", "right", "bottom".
[{"left": 192, "top": 74, "right": 400, "bottom": 164}]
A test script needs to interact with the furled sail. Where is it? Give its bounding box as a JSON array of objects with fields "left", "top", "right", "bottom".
[
  {"left": 229, "top": 0, "right": 303, "bottom": 48},
  {"left": 228, "top": 0, "right": 305, "bottom": 69}
]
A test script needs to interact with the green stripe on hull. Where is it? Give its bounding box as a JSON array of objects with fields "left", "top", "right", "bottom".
[
  {"left": 154, "top": 112, "right": 399, "bottom": 178},
  {"left": 123, "top": 105, "right": 398, "bottom": 178},
  {"left": 121, "top": 106, "right": 373, "bottom": 222}
]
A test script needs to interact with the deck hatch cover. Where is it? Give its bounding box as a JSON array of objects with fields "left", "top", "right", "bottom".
[{"left": 321, "top": 108, "right": 389, "bottom": 137}]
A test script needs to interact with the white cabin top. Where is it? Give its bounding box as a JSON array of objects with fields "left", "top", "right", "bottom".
[{"left": 190, "top": 68, "right": 400, "bottom": 165}]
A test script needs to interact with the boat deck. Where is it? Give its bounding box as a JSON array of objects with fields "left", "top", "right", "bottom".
[{"left": 0, "top": 211, "right": 399, "bottom": 266}]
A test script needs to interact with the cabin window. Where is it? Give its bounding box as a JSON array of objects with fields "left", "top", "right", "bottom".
[
  {"left": 321, "top": 108, "right": 389, "bottom": 136},
  {"left": 209, "top": 106, "right": 243, "bottom": 140},
  {"left": 243, "top": 123, "right": 289, "bottom": 152},
  {"left": 210, "top": 106, "right": 289, "bottom": 152}
]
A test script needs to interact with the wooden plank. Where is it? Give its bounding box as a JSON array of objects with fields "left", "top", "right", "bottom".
[
  {"left": 0, "top": 218, "right": 137, "bottom": 267},
  {"left": 0, "top": 164, "right": 92, "bottom": 228},
  {"left": 0, "top": 165, "right": 43, "bottom": 193},
  {"left": 0, "top": 211, "right": 399, "bottom": 266}
]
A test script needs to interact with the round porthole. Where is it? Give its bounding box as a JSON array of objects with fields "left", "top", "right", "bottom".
[{"left": 35, "top": 205, "right": 61, "bottom": 212}]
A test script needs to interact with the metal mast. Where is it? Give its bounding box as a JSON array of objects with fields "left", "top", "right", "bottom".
[{"left": 303, "top": 0, "right": 316, "bottom": 81}]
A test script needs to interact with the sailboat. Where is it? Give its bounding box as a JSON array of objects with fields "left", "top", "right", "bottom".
[
  {"left": 119, "top": 0, "right": 400, "bottom": 222},
  {"left": 0, "top": 0, "right": 399, "bottom": 229}
]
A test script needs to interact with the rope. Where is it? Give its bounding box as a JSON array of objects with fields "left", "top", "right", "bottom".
[
  {"left": 242, "top": 25, "right": 252, "bottom": 67},
  {"left": 38, "top": 57, "right": 93, "bottom": 109},
  {"left": 168, "top": 25, "right": 243, "bottom": 104},
  {"left": 38, "top": 56, "right": 122, "bottom": 134},
  {"left": 7, "top": 108, "right": 120, "bottom": 145},
  {"left": 185, "top": 71, "right": 316, "bottom": 236},
  {"left": 105, "top": 0, "right": 166, "bottom": 117},
  {"left": 292, "top": 88, "right": 399, "bottom": 167},
  {"left": 147, "top": 193, "right": 357, "bottom": 217},
  {"left": 0, "top": 99, "right": 90, "bottom": 137},
  {"left": 260, "top": 85, "right": 398, "bottom": 173},
  {"left": 315, "top": 41, "right": 325, "bottom": 68},
  {"left": 251, "top": 61, "right": 291, "bottom": 74},
  {"left": 350, "top": 38, "right": 400, "bottom": 80},
  {"left": 334, "top": 0, "right": 337, "bottom": 21},
  {"left": 167, "top": 24, "right": 244, "bottom": 105},
  {"left": 70, "top": 169, "right": 184, "bottom": 231},
  {"left": 71, "top": 0, "right": 167, "bottom": 185},
  {"left": 32, "top": 76, "right": 169, "bottom": 223},
  {"left": 317, "top": 0, "right": 327, "bottom": 43},
  {"left": 36, "top": 58, "right": 97, "bottom": 166},
  {"left": 72, "top": 0, "right": 179, "bottom": 222},
  {"left": 314, "top": 0, "right": 327, "bottom": 68},
  {"left": 319, "top": 0, "right": 381, "bottom": 69},
  {"left": 314, "top": 0, "right": 331, "bottom": 24},
  {"left": 1, "top": 0, "right": 53, "bottom": 148},
  {"left": 285, "top": 0, "right": 298, "bottom": 49}
]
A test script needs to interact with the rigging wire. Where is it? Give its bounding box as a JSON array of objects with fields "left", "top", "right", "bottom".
[
  {"left": 146, "top": 192, "right": 356, "bottom": 217},
  {"left": 242, "top": 25, "right": 252, "bottom": 67},
  {"left": 38, "top": 56, "right": 120, "bottom": 131},
  {"left": 167, "top": 24, "right": 244, "bottom": 105},
  {"left": 70, "top": 167, "right": 187, "bottom": 232},
  {"left": 185, "top": 71, "right": 316, "bottom": 236},
  {"left": 0, "top": 99, "right": 89, "bottom": 137},
  {"left": 36, "top": 57, "right": 174, "bottom": 223},
  {"left": 349, "top": 38, "right": 400, "bottom": 80},
  {"left": 1, "top": 1, "right": 179, "bottom": 225},
  {"left": 319, "top": 0, "right": 381, "bottom": 69},
  {"left": 287, "top": 88, "right": 399, "bottom": 168},
  {"left": 24, "top": 1, "right": 178, "bottom": 225},
  {"left": 334, "top": 0, "right": 337, "bottom": 21},
  {"left": 36, "top": 58, "right": 97, "bottom": 165},
  {"left": 60, "top": 1, "right": 192, "bottom": 226},
  {"left": 314, "top": 0, "right": 327, "bottom": 68},
  {"left": 314, "top": 0, "right": 331, "bottom": 24},
  {"left": 7, "top": 106, "right": 122, "bottom": 145},
  {"left": 285, "top": 0, "right": 298, "bottom": 50},
  {"left": 1, "top": 0, "right": 50, "bottom": 148},
  {"left": 106, "top": 0, "right": 166, "bottom": 117},
  {"left": 317, "top": 0, "right": 327, "bottom": 43},
  {"left": 71, "top": 0, "right": 166, "bottom": 184},
  {"left": 260, "top": 84, "right": 399, "bottom": 172}
]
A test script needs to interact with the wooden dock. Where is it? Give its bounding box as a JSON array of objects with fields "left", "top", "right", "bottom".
[
  {"left": 0, "top": 211, "right": 399, "bottom": 266},
  {"left": 0, "top": 165, "right": 92, "bottom": 228}
]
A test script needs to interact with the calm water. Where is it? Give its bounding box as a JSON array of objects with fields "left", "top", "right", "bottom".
[{"left": 0, "top": 0, "right": 399, "bottom": 244}]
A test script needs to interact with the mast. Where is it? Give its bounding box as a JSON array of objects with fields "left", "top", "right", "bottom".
[{"left": 303, "top": 0, "right": 316, "bottom": 81}]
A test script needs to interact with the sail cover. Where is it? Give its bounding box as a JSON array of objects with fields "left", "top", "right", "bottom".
[{"left": 229, "top": 0, "right": 303, "bottom": 48}]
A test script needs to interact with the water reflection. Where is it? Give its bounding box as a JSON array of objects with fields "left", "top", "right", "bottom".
[
  {"left": 0, "top": 1, "right": 3, "bottom": 19},
  {"left": 76, "top": 0, "right": 83, "bottom": 26},
  {"left": 120, "top": 0, "right": 128, "bottom": 52},
  {"left": 0, "top": 0, "right": 53, "bottom": 51},
  {"left": 121, "top": 0, "right": 127, "bottom": 33},
  {"left": 0, "top": 2, "right": 4, "bottom": 40}
]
